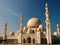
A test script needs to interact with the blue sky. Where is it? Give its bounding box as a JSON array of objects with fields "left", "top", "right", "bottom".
[{"left": 0, "top": 0, "right": 60, "bottom": 35}]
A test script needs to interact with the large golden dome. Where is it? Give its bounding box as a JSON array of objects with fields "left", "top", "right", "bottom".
[{"left": 27, "top": 18, "right": 41, "bottom": 27}]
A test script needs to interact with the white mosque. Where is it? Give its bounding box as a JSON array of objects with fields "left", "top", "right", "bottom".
[{"left": 0, "top": 3, "right": 60, "bottom": 44}]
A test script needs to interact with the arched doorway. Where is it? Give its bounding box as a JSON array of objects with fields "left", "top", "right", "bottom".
[
  {"left": 45, "top": 38, "right": 47, "bottom": 44},
  {"left": 41, "top": 38, "right": 47, "bottom": 44},
  {"left": 27, "top": 37, "right": 31, "bottom": 43},
  {"left": 41, "top": 38, "right": 44, "bottom": 44},
  {"left": 33, "top": 39, "right": 35, "bottom": 43},
  {"left": 23, "top": 38, "right": 26, "bottom": 43}
]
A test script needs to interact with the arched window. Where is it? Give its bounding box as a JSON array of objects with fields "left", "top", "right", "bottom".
[
  {"left": 32, "top": 30, "right": 34, "bottom": 33},
  {"left": 33, "top": 38, "right": 35, "bottom": 43},
  {"left": 30, "top": 30, "right": 34, "bottom": 33},
  {"left": 27, "top": 37, "right": 31, "bottom": 43}
]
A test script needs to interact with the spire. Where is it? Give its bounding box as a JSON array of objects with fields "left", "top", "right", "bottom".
[
  {"left": 57, "top": 24, "right": 60, "bottom": 35},
  {"left": 20, "top": 12, "right": 23, "bottom": 32},
  {"left": 21, "top": 12, "right": 23, "bottom": 16},
  {"left": 57, "top": 24, "right": 59, "bottom": 30},
  {"left": 45, "top": 3, "right": 52, "bottom": 44},
  {"left": 45, "top": 3, "right": 48, "bottom": 10},
  {"left": 3, "top": 22, "right": 7, "bottom": 42},
  {"left": 45, "top": 3, "right": 50, "bottom": 22},
  {"left": 4, "top": 22, "right": 7, "bottom": 35},
  {"left": 45, "top": 3, "right": 49, "bottom": 16}
]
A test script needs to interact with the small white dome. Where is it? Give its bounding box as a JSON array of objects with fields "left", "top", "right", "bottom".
[
  {"left": 23, "top": 26, "right": 28, "bottom": 31},
  {"left": 9, "top": 32, "right": 15, "bottom": 36},
  {"left": 38, "top": 24, "right": 43, "bottom": 32},
  {"left": 26, "top": 28, "right": 30, "bottom": 34},
  {"left": 37, "top": 28, "right": 40, "bottom": 31},
  {"left": 43, "top": 31, "right": 46, "bottom": 34},
  {"left": 23, "top": 27, "right": 26, "bottom": 30},
  {"left": 53, "top": 32, "right": 58, "bottom": 36},
  {"left": 39, "top": 24, "right": 43, "bottom": 29},
  {"left": 15, "top": 33, "right": 18, "bottom": 36}
]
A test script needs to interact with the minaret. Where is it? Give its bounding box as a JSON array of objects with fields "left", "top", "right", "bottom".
[
  {"left": 45, "top": 3, "right": 52, "bottom": 44},
  {"left": 20, "top": 12, "right": 23, "bottom": 32},
  {"left": 3, "top": 22, "right": 7, "bottom": 42},
  {"left": 57, "top": 24, "right": 60, "bottom": 36},
  {"left": 18, "top": 12, "right": 23, "bottom": 43}
]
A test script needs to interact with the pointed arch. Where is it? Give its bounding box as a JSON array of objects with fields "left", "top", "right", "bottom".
[
  {"left": 41, "top": 38, "right": 47, "bottom": 44},
  {"left": 27, "top": 37, "right": 31, "bottom": 43}
]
